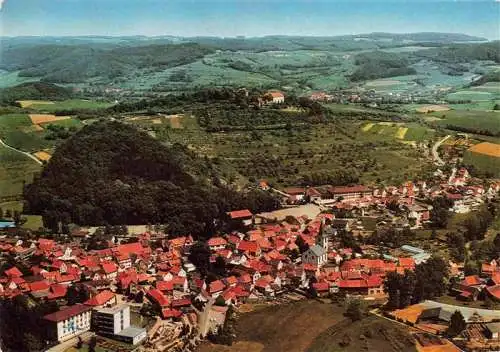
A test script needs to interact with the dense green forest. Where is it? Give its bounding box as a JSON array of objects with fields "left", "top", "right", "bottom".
[
  {"left": 0, "top": 82, "right": 72, "bottom": 104},
  {"left": 0, "top": 43, "right": 214, "bottom": 83},
  {"left": 350, "top": 51, "right": 417, "bottom": 81},
  {"left": 415, "top": 42, "right": 500, "bottom": 63},
  {"left": 24, "top": 121, "right": 279, "bottom": 235}
]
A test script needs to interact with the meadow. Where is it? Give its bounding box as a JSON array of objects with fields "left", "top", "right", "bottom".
[
  {"left": 431, "top": 109, "right": 500, "bottom": 136},
  {"left": 360, "top": 121, "right": 435, "bottom": 142},
  {"left": 0, "top": 144, "right": 41, "bottom": 198},
  {"left": 26, "top": 99, "right": 114, "bottom": 112}
]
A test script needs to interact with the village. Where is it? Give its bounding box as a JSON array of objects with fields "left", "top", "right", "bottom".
[{"left": 0, "top": 156, "right": 500, "bottom": 352}]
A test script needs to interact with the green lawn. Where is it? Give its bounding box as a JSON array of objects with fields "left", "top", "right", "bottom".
[{"left": 22, "top": 215, "right": 43, "bottom": 230}]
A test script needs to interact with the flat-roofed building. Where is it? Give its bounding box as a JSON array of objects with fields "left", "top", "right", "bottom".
[{"left": 93, "top": 304, "right": 146, "bottom": 345}]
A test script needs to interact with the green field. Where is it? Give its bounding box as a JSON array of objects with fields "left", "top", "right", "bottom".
[
  {"left": 40, "top": 118, "right": 83, "bottom": 129},
  {"left": 446, "top": 90, "right": 494, "bottom": 102},
  {"left": 432, "top": 110, "right": 500, "bottom": 135},
  {"left": 28, "top": 99, "right": 114, "bottom": 112},
  {"left": 463, "top": 149, "right": 500, "bottom": 177},
  {"left": 360, "top": 121, "right": 435, "bottom": 142},
  {"left": 0, "top": 144, "right": 41, "bottom": 198}
]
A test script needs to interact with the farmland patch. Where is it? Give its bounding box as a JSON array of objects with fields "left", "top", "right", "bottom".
[{"left": 29, "top": 114, "right": 71, "bottom": 125}]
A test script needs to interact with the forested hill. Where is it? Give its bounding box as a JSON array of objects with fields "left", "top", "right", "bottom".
[{"left": 24, "top": 121, "right": 279, "bottom": 236}]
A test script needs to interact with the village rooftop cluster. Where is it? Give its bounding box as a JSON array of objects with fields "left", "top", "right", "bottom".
[{"left": 1, "top": 161, "right": 500, "bottom": 351}]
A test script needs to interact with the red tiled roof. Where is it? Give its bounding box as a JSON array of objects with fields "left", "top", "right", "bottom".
[
  {"left": 30, "top": 280, "right": 50, "bottom": 292},
  {"left": 171, "top": 298, "right": 191, "bottom": 307},
  {"left": 227, "top": 209, "right": 253, "bottom": 219},
  {"left": 156, "top": 281, "right": 174, "bottom": 291},
  {"left": 237, "top": 240, "right": 260, "bottom": 253},
  {"left": 462, "top": 275, "right": 482, "bottom": 286},
  {"left": 269, "top": 91, "right": 284, "bottom": 98},
  {"left": 4, "top": 267, "right": 23, "bottom": 278},
  {"left": 398, "top": 257, "right": 415, "bottom": 268},
  {"left": 492, "top": 272, "right": 500, "bottom": 285},
  {"left": 101, "top": 262, "right": 118, "bottom": 274},
  {"left": 209, "top": 280, "right": 225, "bottom": 293},
  {"left": 486, "top": 285, "right": 500, "bottom": 300},
  {"left": 208, "top": 237, "right": 227, "bottom": 247},
  {"left": 116, "top": 242, "right": 144, "bottom": 256},
  {"left": 312, "top": 282, "right": 329, "bottom": 292},
  {"left": 147, "top": 289, "right": 170, "bottom": 307},
  {"left": 43, "top": 304, "right": 92, "bottom": 322},
  {"left": 84, "top": 290, "right": 115, "bottom": 306},
  {"left": 161, "top": 308, "right": 182, "bottom": 319},
  {"left": 329, "top": 185, "right": 370, "bottom": 194},
  {"left": 47, "top": 284, "right": 67, "bottom": 300}
]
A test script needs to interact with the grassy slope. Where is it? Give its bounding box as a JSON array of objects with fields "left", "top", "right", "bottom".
[
  {"left": 198, "top": 301, "right": 416, "bottom": 352},
  {"left": 0, "top": 144, "right": 41, "bottom": 197},
  {"left": 432, "top": 110, "right": 500, "bottom": 135},
  {"left": 29, "top": 99, "right": 114, "bottom": 112}
]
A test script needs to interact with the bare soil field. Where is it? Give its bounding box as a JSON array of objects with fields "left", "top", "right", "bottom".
[
  {"left": 416, "top": 105, "right": 450, "bottom": 113},
  {"left": 34, "top": 151, "right": 51, "bottom": 161},
  {"left": 29, "top": 114, "right": 70, "bottom": 125}
]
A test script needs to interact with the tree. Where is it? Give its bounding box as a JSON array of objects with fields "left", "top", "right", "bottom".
[
  {"left": 384, "top": 271, "right": 402, "bottom": 310},
  {"left": 213, "top": 256, "right": 227, "bottom": 277},
  {"left": 188, "top": 242, "right": 211, "bottom": 277},
  {"left": 295, "top": 235, "right": 309, "bottom": 254},
  {"left": 447, "top": 310, "right": 466, "bottom": 337},
  {"left": 414, "top": 256, "right": 449, "bottom": 302},
  {"left": 345, "top": 298, "right": 365, "bottom": 321},
  {"left": 447, "top": 232, "right": 465, "bottom": 262},
  {"left": 400, "top": 270, "right": 417, "bottom": 308},
  {"left": 5, "top": 209, "right": 12, "bottom": 218}
]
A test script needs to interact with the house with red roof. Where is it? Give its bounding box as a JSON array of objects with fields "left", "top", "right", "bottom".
[
  {"left": 328, "top": 185, "right": 372, "bottom": 200},
  {"left": 237, "top": 240, "right": 261, "bottom": 257},
  {"left": 156, "top": 280, "right": 174, "bottom": 293},
  {"left": 208, "top": 280, "right": 225, "bottom": 297},
  {"left": 172, "top": 276, "right": 189, "bottom": 293},
  {"left": 207, "top": 237, "right": 227, "bottom": 251},
  {"left": 101, "top": 262, "right": 118, "bottom": 279},
  {"left": 486, "top": 285, "right": 500, "bottom": 302},
  {"left": 266, "top": 91, "right": 285, "bottom": 104},
  {"left": 451, "top": 275, "right": 484, "bottom": 301},
  {"left": 147, "top": 288, "right": 170, "bottom": 308},
  {"left": 161, "top": 308, "right": 182, "bottom": 320},
  {"left": 4, "top": 266, "right": 23, "bottom": 278},
  {"left": 84, "top": 290, "right": 116, "bottom": 308},
  {"left": 47, "top": 284, "right": 67, "bottom": 300},
  {"left": 227, "top": 209, "right": 253, "bottom": 227},
  {"left": 312, "top": 281, "right": 330, "bottom": 297}
]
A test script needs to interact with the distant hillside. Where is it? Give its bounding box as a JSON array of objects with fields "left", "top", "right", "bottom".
[
  {"left": 0, "top": 43, "right": 215, "bottom": 83},
  {"left": 350, "top": 51, "right": 416, "bottom": 81},
  {"left": 415, "top": 42, "right": 500, "bottom": 63},
  {"left": 24, "top": 121, "right": 279, "bottom": 235},
  {"left": 0, "top": 82, "right": 72, "bottom": 103}
]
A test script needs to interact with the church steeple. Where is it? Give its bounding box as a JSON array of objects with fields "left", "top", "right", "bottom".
[{"left": 317, "top": 218, "right": 329, "bottom": 251}]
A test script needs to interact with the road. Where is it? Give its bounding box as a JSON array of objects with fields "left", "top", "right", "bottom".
[
  {"left": 0, "top": 138, "right": 42, "bottom": 165},
  {"left": 432, "top": 135, "right": 451, "bottom": 166}
]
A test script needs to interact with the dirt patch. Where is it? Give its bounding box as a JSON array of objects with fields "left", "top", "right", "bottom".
[
  {"left": 416, "top": 105, "right": 450, "bottom": 113},
  {"left": 198, "top": 341, "right": 264, "bottom": 352},
  {"left": 34, "top": 151, "right": 51, "bottom": 161},
  {"left": 307, "top": 315, "right": 417, "bottom": 352},
  {"left": 167, "top": 114, "right": 183, "bottom": 129},
  {"left": 29, "top": 114, "right": 70, "bottom": 124}
]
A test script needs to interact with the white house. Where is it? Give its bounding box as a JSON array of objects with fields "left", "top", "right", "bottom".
[
  {"left": 267, "top": 91, "right": 285, "bottom": 104},
  {"left": 44, "top": 304, "right": 92, "bottom": 343},
  {"left": 301, "top": 229, "right": 329, "bottom": 268}
]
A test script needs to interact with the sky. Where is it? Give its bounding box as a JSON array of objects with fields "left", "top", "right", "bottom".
[{"left": 0, "top": 0, "right": 499, "bottom": 39}]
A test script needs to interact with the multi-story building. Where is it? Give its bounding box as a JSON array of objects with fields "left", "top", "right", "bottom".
[
  {"left": 327, "top": 185, "right": 372, "bottom": 200},
  {"left": 93, "top": 304, "right": 146, "bottom": 345},
  {"left": 44, "top": 304, "right": 92, "bottom": 342}
]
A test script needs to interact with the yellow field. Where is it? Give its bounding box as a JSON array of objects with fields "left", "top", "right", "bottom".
[
  {"left": 362, "top": 123, "right": 374, "bottom": 132},
  {"left": 468, "top": 142, "right": 500, "bottom": 158},
  {"left": 34, "top": 151, "right": 51, "bottom": 161},
  {"left": 416, "top": 105, "right": 450, "bottom": 113},
  {"left": 151, "top": 118, "right": 162, "bottom": 124},
  {"left": 29, "top": 114, "right": 70, "bottom": 124},
  {"left": 17, "top": 100, "right": 54, "bottom": 108},
  {"left": 396, "top": 127, "right": 408, "bottom": 139}
]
